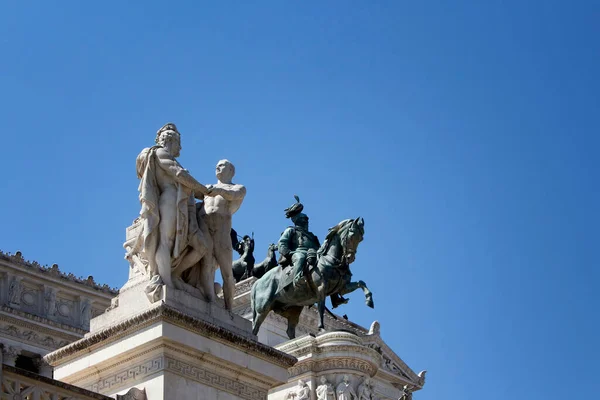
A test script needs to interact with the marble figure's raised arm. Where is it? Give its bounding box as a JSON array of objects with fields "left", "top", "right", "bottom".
[{"left": 155, "top": 148, "right": 209, "bottom": 195}]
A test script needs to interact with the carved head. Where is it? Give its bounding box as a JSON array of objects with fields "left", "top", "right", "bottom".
[
  {"left": 216, "top": 159, "right": 235, "bottom": 182},
  {"left": 156, "top": 123, "right": 181, "bottom": 157},
  {"left": 320, "top": 376, "right": 328, "bottom": 384},
  {"left": 343, "top": 374, "right": 351, "bottom": 383}
]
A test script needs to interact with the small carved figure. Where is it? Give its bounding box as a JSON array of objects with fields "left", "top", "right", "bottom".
[
  {"left": 400, "top": 385, "right": 412, "bottom": 400},
  {"left": 44, "top": 287, "right": 57, "bottom": 316},
  {"left": 287, "top": 380, "right": 310, "bottom": 400},
  {"left": 80, "top": 298, "right": 92, "bottom": 328},
  {"left": 316, "top": 376, "right": 335, "bottom": 400},
  {"left": 8, "top": 276, "right": 22, "bottom": 305},
  {"left": 358, "top": 377, "right": 374, "bottom": 400},
  {"left": 337, "top": 375, "right": 357, "bottom": 400}
]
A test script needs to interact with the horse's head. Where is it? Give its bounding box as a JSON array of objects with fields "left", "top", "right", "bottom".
[
  {"left": 341, "top": 217, "right": 365, "bottom": 264},
  {"left": 319, "top": 217, "right": 365, "bottom": 265}
]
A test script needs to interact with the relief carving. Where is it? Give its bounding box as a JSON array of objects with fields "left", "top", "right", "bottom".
[
  {"left": 316, "top": 376, "right": 335, "bottom": 400},
  {"left": 44, "top": 287, "right": 57, "bottom": 317},
  {"left": 286, "top": 379, "right": 310, "bottom": 400},
  {"left": 8, "top": 276, "right": 22, "bottom": 305}
]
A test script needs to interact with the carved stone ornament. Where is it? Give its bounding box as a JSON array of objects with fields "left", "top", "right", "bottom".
[
  {"left": 8, "top": 276, "right": 22, "bottom": 305},
  {"left": 44, "top": 286, "right": 57, "bottom": 317},
  {"left": 116, "top": 387, "right": 147, "bottom": 400},
  {"left": 316, "top": 376, "right": 335, "bottom": 400},
  {"left": 0, "top": 323, "right": 70, "bottom": 350},
  {"left": 357, "top": 377, "right": 374, "bottom": 400},
  {"left": 286, "top": 380, "right": 310, "bottom": 400},
  {"left": 336, "top": 375, "right": 357, "bottom": 400},
  {"left": 2, "top": 345, "right": 21, "bottom": 366}
]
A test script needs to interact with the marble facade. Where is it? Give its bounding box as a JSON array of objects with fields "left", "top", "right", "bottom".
[{"left": 1, "top": 251, "right": 426, "bottom": 400}]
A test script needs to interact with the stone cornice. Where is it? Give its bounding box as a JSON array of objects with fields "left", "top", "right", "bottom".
[
  {"left": 44, "top": 303, "right": 297, "bottom": 368},
  {"left": 3, "top": 365, "right": 114, "bottom": 400},
  {"left": 0, "top": 250, "right": 118, "bottom": 296},
  {"left": 371, "top": 337, "right": 422, "bottom": 387},
  {"left": 0, "top": 306, "right": 85, "bottom": 339}
]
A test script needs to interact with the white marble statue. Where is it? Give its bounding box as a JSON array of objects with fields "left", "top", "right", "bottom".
[
  {"left": 337, "top": 375, "right": 357, "bottom": 400},
  {"left": 316, "top": 376, "right": 335, "bottom": 400},
  {"left": 127, "top": 123, "right": 246, "bottom": 309},
  {"left": 129, "top": 123, "right": 214, "bottom": 302},
  {"left": 287, "top": 380, "right": 310, "bottom": 400},
  {"left": 358, "top": 377, "right": 374, "bottom": 400},
  {"left": 196, "top": 159, "right": 246, "bottom": 310}
]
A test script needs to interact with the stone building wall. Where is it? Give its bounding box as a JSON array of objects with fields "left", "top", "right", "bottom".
[{"left": 0, "top": 250, "right": 117, "bottom": 376}]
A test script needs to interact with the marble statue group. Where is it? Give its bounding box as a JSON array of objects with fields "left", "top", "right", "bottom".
[
  {"left": 125, "top": 123, "right": 245, "bottom": 310},
  {"left": 125, "top": 122, "right": 374, "bottom": 335}
]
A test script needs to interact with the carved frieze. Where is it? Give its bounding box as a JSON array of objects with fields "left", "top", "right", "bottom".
[
  {"left": 0, "top": 323, "right": 70, "bottom": 350},
  {"left": 86, "top": 353, "right": 269, "bottom": 400},
  {"left": 289, "top": 357, "right": 378, "bottom": 378}
]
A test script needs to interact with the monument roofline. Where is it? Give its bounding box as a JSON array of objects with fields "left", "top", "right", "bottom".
[{"left": 0, "top": 250, "right": 118, "bottom": 295}]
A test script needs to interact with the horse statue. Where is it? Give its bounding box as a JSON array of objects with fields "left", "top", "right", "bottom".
[
  {"left": 232, "top": 235, "right": 255, "bottom": 282},
  {"left": 251, "top": 217, "right": 373, "bottom": 339},
  {"left": 252, "top": 243, "right": 278, "bottom": 279}
]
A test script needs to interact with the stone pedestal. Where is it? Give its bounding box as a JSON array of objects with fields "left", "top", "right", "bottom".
[
  {"left": 43, "top": 275, "right": 296, "bottom": 400},
  {"left": 269, "top": 331, "right": 382, "bottom": 400}
]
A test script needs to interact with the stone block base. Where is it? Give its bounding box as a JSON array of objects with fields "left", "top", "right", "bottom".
[{"left": 44, "top": 304, "right": 296, "bottom": 400}]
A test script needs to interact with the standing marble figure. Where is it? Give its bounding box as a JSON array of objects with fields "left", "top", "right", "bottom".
[
  {"left": 316, "top": 376, "right": 335, "bottom": 400},
  {"left": 358, "top": 377, "right": 374, "bottom": 400},
  {"left": 337, "top": 375, "right": 357, "bottom": 400},
  {"left": 128, "top": 123, "right": 213, "bottom": 301},
  {"left": 197, "top": 159, "right": 246, "bottom": 309}
]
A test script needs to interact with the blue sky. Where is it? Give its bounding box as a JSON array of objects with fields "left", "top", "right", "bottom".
[{"left": 1, "top": 1, "right": 598, "bottom": 399}]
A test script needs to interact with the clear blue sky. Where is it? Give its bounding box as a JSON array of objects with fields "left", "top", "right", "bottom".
[{"left": 1, "top": 1, "right": 598, "bottom": 399}]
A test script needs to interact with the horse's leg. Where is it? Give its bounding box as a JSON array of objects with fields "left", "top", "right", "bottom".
[
  {"left": 339, "top": 280, "right": 374, "bottom": 308},
  {"left": 252, "top": 309, "right": 269, "bottom": 336},
  {"left": 285, "top": 306, "right": 303, "bottom": 339},
  {"left": 251, "top": 287, "right": 271, "bottom": 336},
  {"left": 318, "top": 299, "right": 327, "bottom": 331}
]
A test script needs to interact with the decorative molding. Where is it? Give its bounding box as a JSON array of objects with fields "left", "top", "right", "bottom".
[
  {"left": 0, "top": 323, "right": 70, "bottom": 350},
  {"left": 116, "top": 387, "right": 146, "bottom": 400},
  {"left": 373, "top": 339, "right": 421, "bottom": 386},
  {"left": 3, "top": 365, "right": 113, "bottom": 400},
  {"left": 83, "top": 350, "right": 269, "bottom": 400},
  {"left": 0, "top": 305, "right": 86, "bottom": 338},
  {"left": 0, "top": 250, "right": 118, "bottom": 295},
  {"left": 165, "top": 355, "right": 267, "bottom": 400},
  {"left": 289, "top": 357, "right": 379, "bottom": 378},
  {"left": 234, "top": 277, "right": 257, "bottom": 297},
  {"left": 44, "top": 303, "right": 297, "bottom": 368},
  {"left": 88, "top": 355, "right": 163, "bottom": 393}
]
